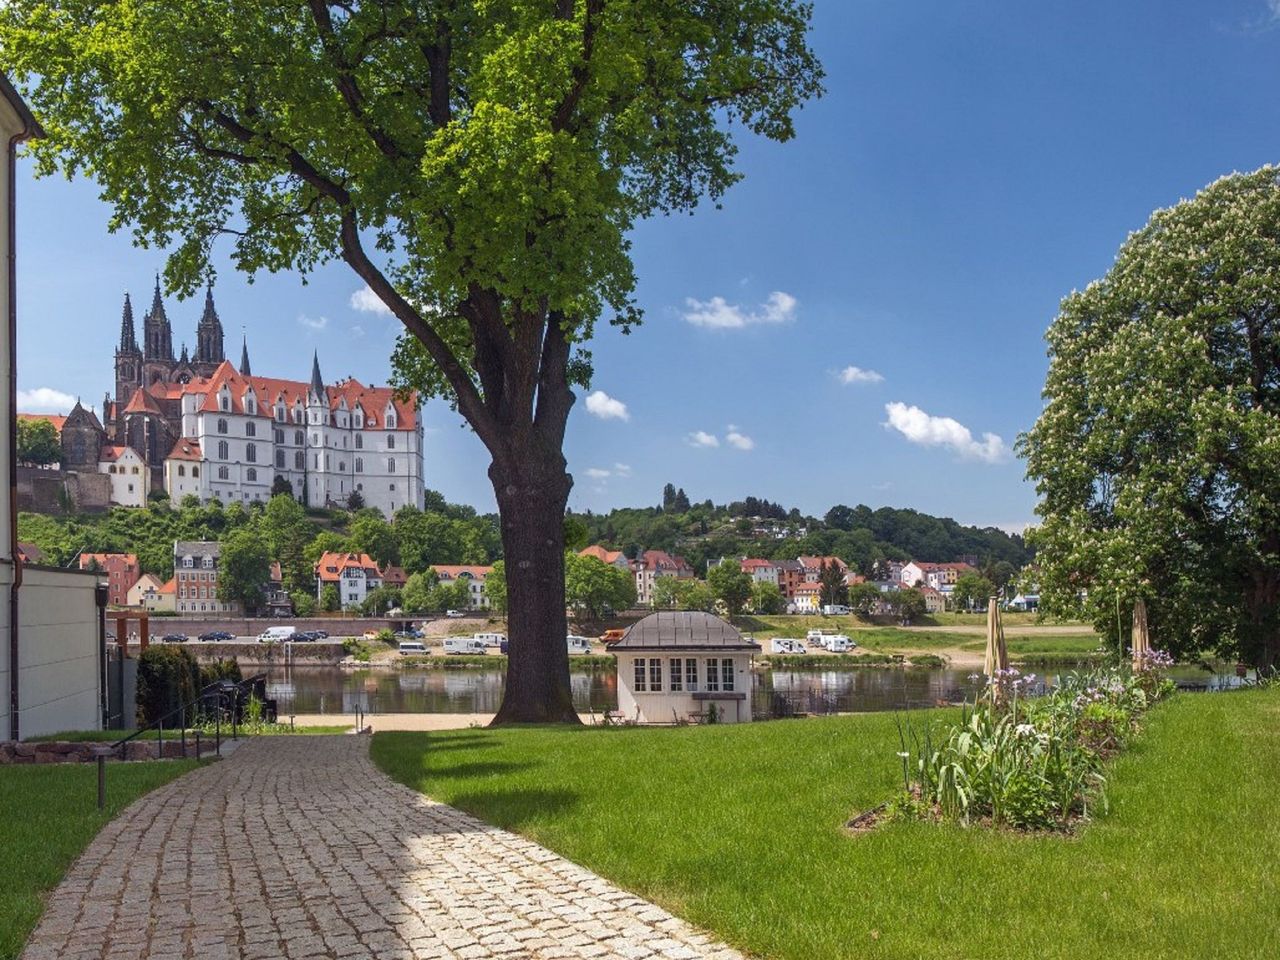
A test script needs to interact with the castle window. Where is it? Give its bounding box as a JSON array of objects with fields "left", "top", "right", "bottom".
[
  {"left": 355, "top": 434, "right": 363, "bottom": 449},
  {"left": 387, "top": 435, "right": 395, "bottom": 449},
  {"left": 218, "top": 465, "right": 229, "bottom": 480},
  {"left": 217, "top": 440, "right": 228, "bottom": 459},
  {"left": 275, "top": 406, "right": 285, "bottom": 422},
  {"left": 295, "top": 452, "right": 304, "bottom": 469},
  {"left": 192, "top": 467, "right": 199, "bottom": 477},
  {"left": 246, "top": 468, "right": 257, "bottom": 482},
  {"left": 131, "top": 466, "right": 139, "bottom": 475},
  {"left": 217, "top": 418, "right": 228, "bottom": 434},
  {"left": 246, "top": 395, "right": 256, "bottom": 415},
  {"left": 245, "top": 422, "right": 256, "bottom": 437},
  {"left": 108, "top": 465, "right": 116, "bottom": 474},
  {"left": 276, "top": 450, "right": 285, "bottom": 468},
  {"left": 246, "top": 443, "right": 257, "bottom": 463},
  {"left": 386, "top": 412, "right": 396, "bottom": 429},
  {"left": 274, "top": 429, "right": 283, "bottom": 444},
  {"left": 220, "top": 394, "right": 229, "bottom": 411},
  {"left": 338, "top": 461, "right": 345, "bottom": 472},
  {"left": 355, "top": 457, "right": 363, "bottom": 473},
  {"left": 294, "top": 430, "right": 303, "bottom": 445},
  {"left": 389, "top": 483, "right": 396, "bottom": 491},
  {"left": 388, "top": 458, "right": 396, "bottom": 473},
  {"left": 178, "top": 465, "right": 185, "bottom": 477}
]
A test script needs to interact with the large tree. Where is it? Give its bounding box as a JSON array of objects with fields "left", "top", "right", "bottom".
[
  {"left": 1021, "top": 167, "right": 1280, "bottom": 670},
  {"left": 3, "top": 0, "right": 821, "bottom": 721}
]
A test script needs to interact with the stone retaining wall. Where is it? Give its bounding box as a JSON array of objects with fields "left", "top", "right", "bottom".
[{"left": 0, "top": 739, "right": 204, "bottom": 763}]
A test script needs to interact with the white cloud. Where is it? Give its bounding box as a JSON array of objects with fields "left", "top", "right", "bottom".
[
  {"left": 584, "top": 390, "right": 630, "bottom": 421},
  {"left": 725, "top": 425, "right": 755, "bottom": 451},
  {"left": 682, "top": 290, "right": 797, "bottom": 329},
  {"left": 351, "top": 324, "right": 366, "bottom": 338},
  {"left": 883, "top": 402, "right": 1009, "bottom": 464},
  {"left": 297, "top": 314, "right": 329, "bottom": 331},
  {"left": 350, "top": 285, "right": 393, "bottom": 316},
  {"left": 585, "top": 467, "right": 612, "bottom": 480},
  {"left": 17, "top": 387, "right": 76, "bottom": 414},
  {"left": 838, "top": 365, "right": 884, "bottom": 385},
  {"left": 686, "top": 430, "right": 720, "bottom": 448},
  {"left": 613, "top": 462, "right": 632, "bottom": 478}
]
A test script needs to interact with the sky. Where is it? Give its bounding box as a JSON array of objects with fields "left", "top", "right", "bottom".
[{"left": 13, "top": 0, "right": 1280, "bottom": 531}]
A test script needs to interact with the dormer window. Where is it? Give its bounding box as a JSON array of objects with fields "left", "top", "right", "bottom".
[
  {"left": 219, "top": 393, "right": 229, "bottom": 411},
  {"left": 385, "top": 408, "right": 397, "bottom": 429}
]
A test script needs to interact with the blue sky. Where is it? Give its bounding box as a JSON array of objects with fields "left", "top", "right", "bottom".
[{"left": 13, "top": 1, "right": 1280, "bottom": 530}]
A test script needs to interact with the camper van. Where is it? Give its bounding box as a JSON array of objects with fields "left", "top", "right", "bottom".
[
  {"left": 770, "top": 638, "right": 806, "bottom": 654},
  {"left": 823, "top": 634, "right": 854, "bottom": 653},
  {"left": 397, "top": 640, "right": 427, "bottom": 656},
  {"left": 821, "top": 604, "right": 851, "bottom": 616},
  {"left": 473, "top": 632, "right": 506, "bottom": 648},
  {"left": 443, "top": 637, "right": 488, "bottom": 655},
  {"left": 566, "top": 635, "right": 593, "bottom": 654},
  {"left": 806, "top": 629, "right": 828, "bottom": 644},
  {"left": 257, "top": 626, "right": 296, "bottom": 643}
]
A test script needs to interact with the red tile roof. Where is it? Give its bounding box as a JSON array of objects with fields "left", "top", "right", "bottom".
[
  {"left": 98, "top": 445, "right": 140, "bottom": 463},
  {"left": 798, "top": 555, "right": 848, "bottom": 572},
  {"left": 123, "top": 386, "right": 164, "bottom": 415},
  {"left": 429, "top": 564, "right": 494, "bottom": 580},
  {"left": 17, "top": 413, "right": 67, "bottom": 434},
  {"left": 158, "top": 577, "right": 177, "bottom": 595},
  {"left": 166, "top": 438, "right": 202, "bottom": 462},
  {"left": 315, "top": 551, "right": 381, "bottom": 582},
  {"left": 741, "top": 558, "right": 777, "bottom": 571},
  {"left": 580, "top": 545, "right": 626, "bottom": 565},
  {"left": 79, "top": 552, "right": 138, "bottom": 570}
]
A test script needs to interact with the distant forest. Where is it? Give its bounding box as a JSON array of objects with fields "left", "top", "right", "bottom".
[{"left": 570, "top": 485, "right": 1031, "bottom": 579}]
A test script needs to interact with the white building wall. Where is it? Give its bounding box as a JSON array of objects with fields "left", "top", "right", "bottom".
[
  {"left": 615, "top": 652, "right": 753, "bottom": 724},
  {"left": 11, "top": 567, "right": 103, "bottom": 739},
  {"left": 100, "top": 450, "right": 148, "bottom": 507}
]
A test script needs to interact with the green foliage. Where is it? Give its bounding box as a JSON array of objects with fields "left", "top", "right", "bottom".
[
  {"left": 888, "top": 587, "right": 926, "bottom": 624},
  {"left": 750, "top": 580, "right": 786, "bottom": 615},
  {"left": 198, "top": 658, "right": 242, "bottom": 687},
  {"left": 817, "top": 559, "right": 848, "bottom": 608},
  {"left": 565, "top": 553, "right": 636, "bottom": 619},
  {"left": 847, "top": 582, "right": 883, "bottom": 617},
  {"left": 290, "top": 591, "right": 317, "bottom": 617},
  {"left": 951, "top": 572, "right": 996, "bottom": 612},
  {"left": 707, "top": 560, "right": 752, "bottom": 616},
  {"left": 484, "top": 562, "right": 507, "bottom": 614},
  {"left": 359, "top": 585, "right": 403, "bottom": 615},
  {"left": 320, "top": 584, "right": 340, "bottom": 613},
  {"left": 1022, "top": 166, "right": 1280, "bottom": 670},
  {"left": 135, "top": 646, "right": 200, "bottom": 726},
  {"left": 16, "top": 418, "right": 61, "bottom": 467},
  {"left": 348, "top": 511, "right": 399, "bottom": 567},
  {"left": 218, "top": 527, "right": 272, "bottom": 612}
]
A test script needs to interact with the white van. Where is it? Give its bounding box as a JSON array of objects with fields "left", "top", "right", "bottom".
[
  {"left": 473, "top": 632, "right": 506, "bottom": 648},
  {"left": 823, "top": 634, "right": 855, "bottom": 653},
  {"left": 566, "top": 635, "right": 593, "bottom": 654},
  {"left": 257, "top": 626, "right": 296, "bottom": 643},
  {"left": 443, "top": 637, "right": 488, "bottom": 655},
  {"left": 398, "top": 640, "right": 427, "bottom": 656},
  {"left": 806, "top": 629, "right": 828, "bottom": 643},
  {"left": 822, "top": 604, "right": 851, "bottom": 616},
  {"left": 770, "top": 638, "right": 806, "bottom": 654}
]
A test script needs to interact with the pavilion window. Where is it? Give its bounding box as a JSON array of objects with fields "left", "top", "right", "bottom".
[
  {"left": 721, "top": 659, "right": 735, "bottom": 692},
  {"left": 685, "top": 659, "right": 699, "bottom": 691},
  {"left": 705, "top": 659, "right": 720, "bottom": 692},
  {"left": 633, "top": 658, "right": 647, "bottom": 692},
  {"left": 669, "top": 659, "right": 683, "bottom": 692},
  {"left": 648, "top": 659, "right": 663, "bottom": 692}
]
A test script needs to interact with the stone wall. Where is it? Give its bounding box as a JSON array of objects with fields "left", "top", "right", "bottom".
[
  {"left": 16, "top": 466, "right": 111, "bottom": 514},
  {"left": 0, "top": 738, "right": 209, "bottom": 763}
]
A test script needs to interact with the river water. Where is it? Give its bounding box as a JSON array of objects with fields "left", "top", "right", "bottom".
[{"left": 260, "top": 663, "right": 1246, "bottom": 718}]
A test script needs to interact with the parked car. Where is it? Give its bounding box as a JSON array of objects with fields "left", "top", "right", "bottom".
[
  {"left": 313, "top": 629, "right": 329, "bottom": 639},
  {"left": 770, "top": 638, "right": 806, "bottom": 654},
  {"left": 198, "top": 630, "right": 233, "bottom": 643},
  {"left": 257, "top": 626, "right": 297, "bottom": 643},
  {"left": 443, "top": 637, "right": 487, "bottom": 655},
  {"left": 294, "top": 631, "right": 321, "bottom": 643},
  {"left": 394, "top": 628, "right": 423, "bottom": 640},
  {"left": 398, "top": 640, "right": 427, "bottom": 656},
  {"left": 445, "top": 609, "right": 466, "bottom": 618},
  {"left": 160, "top": 633, "right": 187, "bottom": 644}
]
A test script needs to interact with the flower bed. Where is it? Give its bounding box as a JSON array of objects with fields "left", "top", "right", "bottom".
[{"left": 887, "top": 657, "right": 1176, "bottom": 831}]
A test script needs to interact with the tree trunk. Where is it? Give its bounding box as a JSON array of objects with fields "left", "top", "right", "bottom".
[{"left": 489, "top": 455, "right": 578, "bottom": 725}]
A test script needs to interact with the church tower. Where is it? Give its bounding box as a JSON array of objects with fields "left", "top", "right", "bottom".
[
  {"left": 195, "top": 284, "right": 225, "bottom": 368},
  {"left": 113, "top": 292, "right": 142, "bottom": 406},
  {"left": 239, "top": 336, "right": 252, "bottom": 376},
  {"left": 143, "top": 275, "right": 175, "bottom": 362}
]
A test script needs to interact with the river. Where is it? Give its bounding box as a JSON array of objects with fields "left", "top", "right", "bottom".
[{"left": 260, "top": 663, "right": 1247, "bottom": 719}]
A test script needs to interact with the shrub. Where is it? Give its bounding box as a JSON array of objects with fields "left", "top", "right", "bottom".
[
  {"left": 136, "top": 646, "right": 201, "bottom": 726},
  {"left": 199, "top": 658, "right": 243, "bottom": 687}
]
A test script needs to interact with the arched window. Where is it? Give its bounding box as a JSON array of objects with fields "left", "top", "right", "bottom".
[
  {"left": 294, "top": 451, "right": 304, "bottom": 469},
  {"left": 107, "top": 465, "right": 116, "bottom": 474},
  {"left": 338, "top": 461, "right": 345, "bottom": 472},
  {"left": 245, "top": 421, "right": 256, "bottom": 437},
  {"left": 246, "top": 443, "right": 257, "bottom": 463},
  {"left": 217, "top": 440, "right": 228, "bottom": 459},
  {"left": 246, "top": 395, "right": 256, "bottom": 415},
  {"left": 178, "top": 465, "right": 185, "bottom": 477},
  {"left": 192, "top": 466, "right": 199, "bottom": 477},
  {"left": 217, "top": 465, "right": 229, "bottom": 480},
  {"left": 276, "top": 450, "right": 285, "bottom": 469},
  {"left": 388, "top": 458, "right": 396, "bottom": 473},
  {"left": 387, "top": 435, "right": 395, "bottom": 449},
  {"left": 355, "top": 457, "right": 363, "bottom": 473},
  {"left": 131, "top": 466, "right": 140, "bottom": 475},
  {"left": 355, "top": 434, "right": 363, "bottom": 449},
  {"left": 217, "top": 418, "right": 228, "bottom": 434},
  {"left": 246, "top": 467, "right": 257, "bottom": 482},
  {"left": 220, "top": 394, "right": 229, "bottom": 411},
  {"left": 386, "top": 413, "right": 396, "bottom": 429}
]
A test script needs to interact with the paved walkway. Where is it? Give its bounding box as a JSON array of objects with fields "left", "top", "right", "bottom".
[{"left": 23, "top": 737, "right": 744, "bottom": 960}]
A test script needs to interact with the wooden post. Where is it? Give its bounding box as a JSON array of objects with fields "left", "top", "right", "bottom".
[{"left": 139, "top": 612, "right": 150, "bottom": 652}]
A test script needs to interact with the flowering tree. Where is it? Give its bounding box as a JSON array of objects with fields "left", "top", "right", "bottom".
[
  {"left": 1021, "top": 167, "right": 1280, "bottom": 671},
  {"left": 1, "top": 1, "right": 823, "bottom": 721}
]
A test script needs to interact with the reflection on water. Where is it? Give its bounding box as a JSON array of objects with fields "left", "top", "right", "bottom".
[{"left": 261, "top": 662, "right": 1251, "bottom": 717}]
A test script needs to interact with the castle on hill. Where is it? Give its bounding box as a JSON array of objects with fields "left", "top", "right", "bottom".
[{"left": 54, "top": 279, "right": 425, "bottom": 516}]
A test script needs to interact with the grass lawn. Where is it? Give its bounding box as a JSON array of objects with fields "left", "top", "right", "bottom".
[
  {"left": 373, "top": 689, "right": 1280, "bottom": 960},
  {"left": 0, "top": 759, "right": 200, "bottom": 960}
]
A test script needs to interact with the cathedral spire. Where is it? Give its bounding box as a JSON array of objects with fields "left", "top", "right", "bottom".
[
  {"left": 195, "top": 281, "right": 225, "bottom": 365},
  {"left": 143, "top": 272, "right": 174, "bottom": 361},
  {"left": 118, "top": 293, "right": 139, "bottom": 354},
  {"left": 239, "top": 336, "right": 252, "bottom": 376},
  {"left": 180, "top": 343, "right": 189, "bottom": 364},
  {"left": 310, "top": 350, "right": 325, "bottom": 397}
]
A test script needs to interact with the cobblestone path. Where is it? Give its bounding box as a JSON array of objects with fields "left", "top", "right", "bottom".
[{"left": 22, "top": 736, "right": 745, "bottom": 960}]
